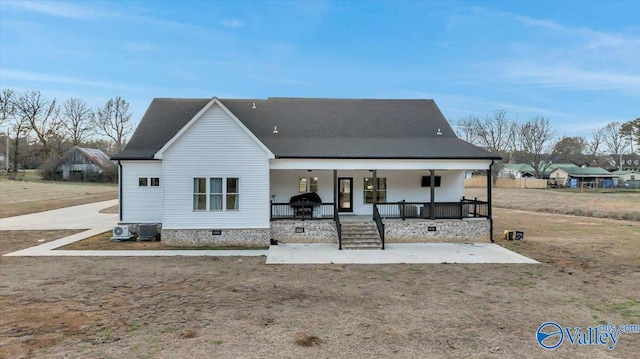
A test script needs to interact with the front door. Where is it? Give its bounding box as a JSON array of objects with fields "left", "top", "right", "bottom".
[{"left": 338, "top": 177, "right": 353, "bottom": 212}]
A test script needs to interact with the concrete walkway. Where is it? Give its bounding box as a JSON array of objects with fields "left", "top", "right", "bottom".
[
  {"left": 0, "top": 199, "right": 119, "bottom": 230},
  {"left": 265, "top": 243, "right": 538, "bottom": 264},
  {"left": 1, "top": 200, "right": 536, "bottom": 264}
]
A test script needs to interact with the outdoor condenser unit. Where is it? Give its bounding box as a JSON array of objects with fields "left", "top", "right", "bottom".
[
  {"left": 138, "top": 223, "right": 161, "bottom": 241},
  {"left": 111, "top": 225, "right": 134, "bottom": 241}
]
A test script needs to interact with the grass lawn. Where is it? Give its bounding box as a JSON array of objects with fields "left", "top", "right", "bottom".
[{"left": 0, "top": 170, "right": 117, "bottom": 218}]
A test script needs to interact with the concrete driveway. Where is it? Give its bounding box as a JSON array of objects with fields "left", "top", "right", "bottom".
[{"left": 0, "top": 199, "right": 119, "bottom": 230}]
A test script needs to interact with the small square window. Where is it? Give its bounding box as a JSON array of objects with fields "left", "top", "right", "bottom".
[
  {"left": 138, "top": 177, "right": 148, "bottom": 186},
  {"left": 150, "top": 177, "right": 160, "bottom": 186}
]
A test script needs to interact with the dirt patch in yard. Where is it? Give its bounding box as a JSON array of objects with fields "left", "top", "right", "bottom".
[{"left": 1, "top": 208, "right": 639, "bottom": 358}]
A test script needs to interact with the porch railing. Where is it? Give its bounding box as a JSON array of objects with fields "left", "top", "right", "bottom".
[
  {"left": 270, "top": 202, "right": 336, "bottom": 220},
  {"left": 374, "top": 198, "right": 489, "bottom": 220},
  {"left": 373, "top": 204, "right": 385, "bottom": 250}
]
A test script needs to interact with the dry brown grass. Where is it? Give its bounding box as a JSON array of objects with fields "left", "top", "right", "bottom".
[
  {"left": 0, "top": 174, "right": 117, "bottom": 218},
  {"left": 1, "top": 209, "right": 639, "bottom": 358},
  {"left": 467, "top": 187, "right": 640, "bottom": 221},
  {"left": 59, "top": 231, "right": 268, "bottom": 250}
]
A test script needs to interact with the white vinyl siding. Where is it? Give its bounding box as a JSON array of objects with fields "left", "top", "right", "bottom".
[
  {"left": 162, "top": 103, "right": 270, "bottom": 229},
  {"left": 121, "top": 161, "right": 163, "bottom": 223}
]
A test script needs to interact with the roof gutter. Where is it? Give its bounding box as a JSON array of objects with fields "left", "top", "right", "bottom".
[{"left": 117, "top": 160, "right": 123, "bottom": 222}]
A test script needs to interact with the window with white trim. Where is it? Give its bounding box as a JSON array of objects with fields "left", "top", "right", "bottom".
[
  {"left": 193, "top": 177, "right": 239, "bottom": 211},
  {"left": 298, "top": 177, "right": 319, "bottom": 192},
  {"left": 363, "top": 177, "right": 387, "bottom": 203}
]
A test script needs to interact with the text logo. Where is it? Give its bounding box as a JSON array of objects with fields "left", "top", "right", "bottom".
[{"left": 537, "top": 322, "right": 564, "bottom": 349}]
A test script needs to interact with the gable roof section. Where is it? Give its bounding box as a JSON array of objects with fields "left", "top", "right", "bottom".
[
  {"left": 112, "top": 97, "right": 500, "bottom": 160},
  {"left": 153, "top": 98, "right": 274, "bottom": 159},
  {"left": 112, "top": 98, "right": 210, "bottom": 160},
  {"left": 76, "top": 147, "right": 113, "bottom": 168}
]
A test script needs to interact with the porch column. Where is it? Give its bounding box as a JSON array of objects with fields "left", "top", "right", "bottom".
[
  {"left": 372, "top": 169, "right": 378, "bottom": 206},
  {"left": 487, "top": 162, "right": 494, "bottom": 243},
  {"left": 333, "top": 170, "right": 337, "bottom": 206},
  {"left": 429, "top": 170, "right": 435, "bottom": 220}
]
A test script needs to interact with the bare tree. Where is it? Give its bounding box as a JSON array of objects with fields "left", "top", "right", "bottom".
[
  {"left": 454, "top": 116, "right": 479, "bottom": 145},
  {"left": 94, "top": 96, "right": 133, "bottom": 152},
  {"left": 8, "top": 108, "right": 31, "bottom": 177},
  {"left": 620, "top": 118, "right": 639, "bottom": 153},
  {"left": 585, "top": 127, "right": 604, "bottom": 165},
  {"left": 473, "top": 109, "right": 514, "bottom": 153},
  {"left": 0, "top": 88, "right": 15, "bottom": 128},
  {"left": 515, "top": 116, "right": 556, "bottom": 178},
  {"left": 14, "top": 91, "right": 59, "bottom": 155},
  {"left": 61, "top": 98, "right": 94, "bottom": 145},
  {"left": 602, "top": 122, "right": 631, "bottom": 156}
]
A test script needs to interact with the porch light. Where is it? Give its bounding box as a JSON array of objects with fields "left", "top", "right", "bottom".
[
  {"left": 437, "top": 128, "right": 443, "bottom": 135},
  {"left": 273, "top": 126, "right": 278, "bottom": 134}
]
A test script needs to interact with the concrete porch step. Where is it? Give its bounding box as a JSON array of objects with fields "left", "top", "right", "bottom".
[{"left": 340, "top": 220, "right": 382, "bottom": 250}]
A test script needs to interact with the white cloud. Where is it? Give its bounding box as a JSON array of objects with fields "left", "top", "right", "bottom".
[
  {"left": 501, "top": 63, "right": 640, "bottom": 95},
  {"left": 0, "top": 69, "right": 126, "bottom": 90},
  {"left": 1, "top": 0, "right": 107, "bottom": 20},
  {"left": 221, "top": 18, "right": 244, "bottom": 28}
]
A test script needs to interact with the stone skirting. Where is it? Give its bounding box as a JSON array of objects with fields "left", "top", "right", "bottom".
[
  {"left": 383, "top": 218, "right": 490, "bottom": 243},
  {"left": 270, "top": 220, "right": 338, "bottom": 243},
  {"left": 162, "top": 228, "right": 269, "bottom": 246},
  {"left": 160, "top": 219, "right": 489, "bottom": 246}
]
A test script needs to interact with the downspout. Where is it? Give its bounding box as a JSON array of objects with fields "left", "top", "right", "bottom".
[
  {"left": 118, "top": 160, "right": 123, "bottom": 222},
  {"left": 488, "top": 160, "right": 494, "bottom": 243}
]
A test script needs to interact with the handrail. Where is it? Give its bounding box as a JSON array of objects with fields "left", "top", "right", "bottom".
[
  {"left": 376, "top": 199, "right": 489, "bottom": 219},
  {"left": 373, "top": 204, "right": 385, "bottom": 250},
  {"left": 271, "top": 202, "right": 335, "bottom": 220},
  {"left": 334, "top": 203, "right": 342, "bottom": 250}
]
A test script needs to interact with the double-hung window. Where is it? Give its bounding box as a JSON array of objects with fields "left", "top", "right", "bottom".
[
  {"left": 193, "top": 177, "right": 239, "bottom": 211},
  {"left": 298, "top": 177, "right": 319, "bottom": 192},
  {"left": 363, "top": 177, "right": 387, "bottom": 203}
]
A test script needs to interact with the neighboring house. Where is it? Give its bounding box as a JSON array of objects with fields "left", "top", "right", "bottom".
[
  {"left": 549, "top": 167, "right": 616, "bottom": 188},
  {"left": 611, "top": 170, "right": 640, "bottom": 189},
  {"left": 499, "top": 163, "right": 578, "bottom": 179},
  {"left": 57, "top": 147, "right": 114, "bottom": 181},
  {"left": 111, "top": 97, "right": 501, "bottom": 248}
]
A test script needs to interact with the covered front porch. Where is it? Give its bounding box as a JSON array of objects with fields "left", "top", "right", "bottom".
[{"left": 268, "top": 158, "right": 495, "bottom": 249}]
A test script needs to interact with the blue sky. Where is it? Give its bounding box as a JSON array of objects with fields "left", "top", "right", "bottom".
[{"left": 1, "top": 0, "right": 638, "bottom": 139}]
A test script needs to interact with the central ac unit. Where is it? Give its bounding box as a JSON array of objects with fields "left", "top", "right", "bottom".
[
  {"left": 138, "top": 223, "right": 161, "bottom": 241},
  {"left": 111, "top": 225, "right": 134, "bottom": 241}
]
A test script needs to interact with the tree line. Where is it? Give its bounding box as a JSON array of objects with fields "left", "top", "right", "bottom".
[
  {"left": 0, "top": 88, "right": 134, "bottom": 175},
  {"left": 455, "top": 109, "right": 640, "bottom": 178}
]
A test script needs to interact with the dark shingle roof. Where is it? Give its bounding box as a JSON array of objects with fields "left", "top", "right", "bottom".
[
  {"left": 112, "top": 98, "right": 210, "bottom": 160},
  {"left": 112, "top": 97, "right": 500, "bottom": 160}
]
